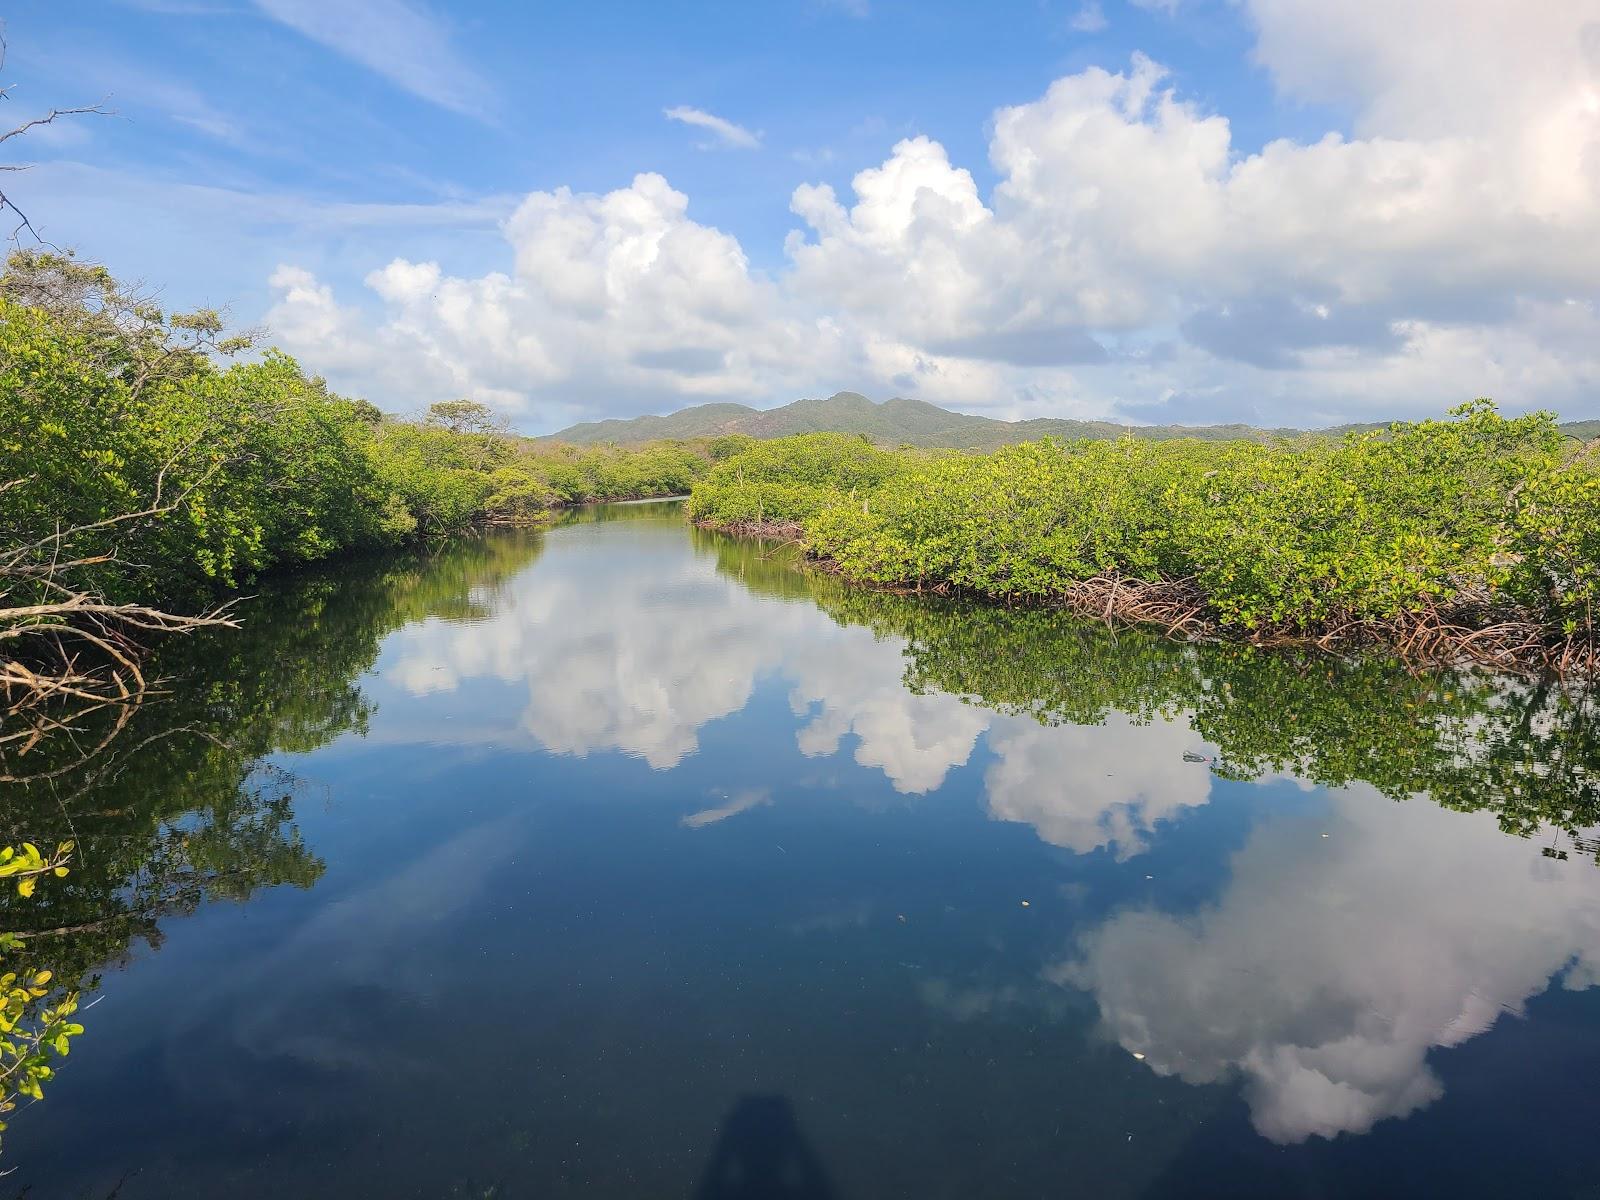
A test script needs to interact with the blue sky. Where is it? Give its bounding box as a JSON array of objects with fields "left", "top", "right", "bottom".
[
  {"left": 6, "top": 0, "right": 1599, "bottom": 431},
  {"left": 10, "top": 1, "right": 1300, "bottom": 291}
]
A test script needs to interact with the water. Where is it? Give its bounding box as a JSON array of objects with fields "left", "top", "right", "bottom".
[{"left": 5, "top": 500, "right": 1600, "bottom": 1198}]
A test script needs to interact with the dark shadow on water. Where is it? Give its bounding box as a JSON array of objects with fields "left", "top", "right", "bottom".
[{"left": 693, "top": 1095, "right": 839, "bottom": 1200}]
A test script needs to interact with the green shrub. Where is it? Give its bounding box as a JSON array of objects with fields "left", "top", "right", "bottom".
[
  {"left": 686, "top": 432, "right": 906, "bottom": 528},
  {"left": 0, "top": 257, "right": 721, "bottom": 604},
  {"left": 691, "top": 403, "right": 1599, "bottom": 652}
]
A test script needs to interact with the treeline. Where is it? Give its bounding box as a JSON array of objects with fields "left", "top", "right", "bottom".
[
  {"left": 0, "top": 251, "right": 735, "bottom": 605},
  {"left": 688, "top": 409, "right": 1600, "bottom": 672}
]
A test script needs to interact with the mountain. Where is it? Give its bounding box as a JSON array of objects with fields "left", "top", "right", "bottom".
[
  {"left": 544, "top": 402, "right": 761, "bottom": 444},
  {"left": 545, "top": 392, "right": 1599, "bottom": 449},
  {"left": 545, "top": 392, "right": 1299, "bottom": 448}
]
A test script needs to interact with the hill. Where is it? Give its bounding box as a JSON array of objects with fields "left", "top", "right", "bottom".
[
  {"left": 545, "top": 391, "right": 1598, "bottom": 449},
  {"left": 1562, "top": 419, "right": 1600, "bottom": 441}
]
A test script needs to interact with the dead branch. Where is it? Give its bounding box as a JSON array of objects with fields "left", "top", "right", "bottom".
[
  {"left": 0, "top": 31, "right": 115, "bottom": 246},
  {"left": 1, "top": 477, "right": 241, "bottom": 783}
]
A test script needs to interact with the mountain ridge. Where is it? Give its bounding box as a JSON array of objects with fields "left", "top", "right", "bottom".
[{"left": 544, "top": 392, "right": 1600, "bottom": 449}]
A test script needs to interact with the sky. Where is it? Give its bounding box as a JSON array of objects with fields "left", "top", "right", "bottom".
[{"left": 5, "top": 0, "right": 1600, "bottom": 432}]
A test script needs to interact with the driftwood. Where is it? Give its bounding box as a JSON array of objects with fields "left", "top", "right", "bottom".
[
  {"left": 1, "top": 478, "right": 239, "bottom": 784},
  {"left": 691, "top": 517, "right": 805, "bottom": 541}
]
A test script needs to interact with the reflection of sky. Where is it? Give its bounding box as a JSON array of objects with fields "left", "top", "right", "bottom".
[
  {"left": 374, "top": 518, "right": 1224, "bottom": 857},
  {"left": 359, "top": 514, "right": 1600, "bottom": 1146},
  {"left": 1056, "top": 785, "right": 1600, "bottom": 1144}
]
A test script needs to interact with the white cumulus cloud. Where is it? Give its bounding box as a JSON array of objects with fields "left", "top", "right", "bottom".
[{"left": 265, "top": 1, "right": 1600, "bottom": 428}]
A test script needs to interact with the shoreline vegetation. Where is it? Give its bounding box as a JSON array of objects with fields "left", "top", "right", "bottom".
[
  {"left": 0, "top": 251, "right": 731, "bottom": 766},
  {"left": 687, "top": 418, "right": 1600, "bottom": 677},
  {"left": 7, "top": 242, "right": 1600, "bottom": 766}
]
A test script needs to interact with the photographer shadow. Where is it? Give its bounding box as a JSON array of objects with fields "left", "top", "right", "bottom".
[{"left": 692, "top": 1094, "right": 839, "bottom": 1200}]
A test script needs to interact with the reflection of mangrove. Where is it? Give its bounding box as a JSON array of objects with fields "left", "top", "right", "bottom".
[
  {"left": 706, "top": 532, "right": 1600, "bottom": 855},
  {"left": 694, "top": 1095, "right": 838, "bottom": 1200},
  {"left": 555, "top": 497, "right": 693, "bottom": 527},
  {"left": 694, "top": 528, "right": 822, "bottom": 605},
  {"left": 0, "top": 532, "right": 547, "bottom": 1140},
  {"left": 4, "top": 531, "right": 550, "bottom": 953}
]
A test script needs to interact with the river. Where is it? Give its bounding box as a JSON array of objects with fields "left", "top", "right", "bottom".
[{"left": 5, "top": 499, "right": 1600, "bottom": 1197}]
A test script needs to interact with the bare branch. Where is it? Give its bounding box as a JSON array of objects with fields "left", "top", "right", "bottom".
[
  {"left": 2, "top": 478, "right": 241, "bottom": 784},
  {"left": 0, "top": 102, "right": 113, "bottom": 148},
  {"left": 0, "top": 27, "right": 116, "bottom": 246}
]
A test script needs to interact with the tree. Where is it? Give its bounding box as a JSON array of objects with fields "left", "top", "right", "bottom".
[{"left": 425, "top": 398, "right": 506, "bottom": 437}]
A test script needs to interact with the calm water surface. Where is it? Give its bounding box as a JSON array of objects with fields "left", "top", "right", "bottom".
[{"left": 6, "top": 500, "right": 1600, "bottom": 1198}]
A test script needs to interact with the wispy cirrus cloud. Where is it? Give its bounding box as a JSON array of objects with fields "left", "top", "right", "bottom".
[
  {"left": 115, "top": 0, "right": 240, "bottom": 13},
  {"left": 27, "top": 42, "right": 242, "bottom": 142},
  {"left": 1069, "top": 2, "right": 1109, "bottom": 33},
  {"left": 663, "top": 105, "right": 762, "bottom": 150},
  {"left": 115, "top": 0, "right": 240, "bottom": 12},
  {"left": 251, "top": 0, "right": 494, "bottom": 118}
]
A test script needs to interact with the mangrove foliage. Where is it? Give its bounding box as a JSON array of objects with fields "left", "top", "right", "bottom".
[{"left": 688, "top": 411, "right": 1600, "bottom": 672}]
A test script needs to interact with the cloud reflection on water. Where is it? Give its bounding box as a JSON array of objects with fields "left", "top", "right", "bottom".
[
  {"left": 1055, "top": 788, "right": 1600, "bottom": 1142},
  {"left": 378, "top": 515, "right": 1600, "bottom": 1145},
  {"left": 381, "top": 521, "right": 1213, "bottom": 856}
]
